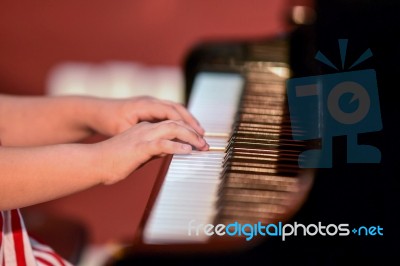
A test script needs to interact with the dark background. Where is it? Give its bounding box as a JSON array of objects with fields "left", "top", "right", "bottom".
[
  {"left": 299, "top": 0, "right": 396, "bottom": 264},
  {"left": 250, "top": 0, "right": 397, "bottom": 264}
]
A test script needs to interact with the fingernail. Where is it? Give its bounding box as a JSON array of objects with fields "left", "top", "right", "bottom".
[{"left": 201, "top": 142, "right": 209, "bottom": 151}]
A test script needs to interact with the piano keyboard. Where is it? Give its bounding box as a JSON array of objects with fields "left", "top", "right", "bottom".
[
  {"left": 143, "top": 64, "right": 306, "bottom": 244},
  {"left": 143, "top": 72, "right": 245, "bottom": 243}
]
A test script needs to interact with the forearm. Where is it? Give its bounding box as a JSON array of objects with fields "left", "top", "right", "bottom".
[
  {"left": 0, "top": 143, "right": 106, "bottom": 210},
  {"left": 0, "top": 114, "right": 208, "bottom": 210},
  {"left": 0, "top": 94, "right": 99, "bottom": 146}
]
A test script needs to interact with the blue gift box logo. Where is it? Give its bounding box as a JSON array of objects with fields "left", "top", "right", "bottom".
[{"left": 287, "top": 39, "right": 382, "bottom": 168}]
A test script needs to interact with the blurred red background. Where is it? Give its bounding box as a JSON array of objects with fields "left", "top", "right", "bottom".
[{"left": 0, "top": 0, "right": 311, "bottom": 245}]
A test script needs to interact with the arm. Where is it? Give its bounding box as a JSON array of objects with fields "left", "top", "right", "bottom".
[
  {"left": 0, "top": 93, "right": 207, "bottom": 210},
  {"left": 0, "top": 143, "right": 102, "bottom": 210},
  {"left": 0, "top": 94, "right": 95, "bottom": 146},
  {"left": 0, "top": 94, "right": 204, "bottom": 146},
  {"left": 0, "top": 120, "right": 208, "bottom": 210}
]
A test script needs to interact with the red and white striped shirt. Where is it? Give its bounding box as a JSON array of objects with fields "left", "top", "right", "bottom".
[
  {"left": 1, "top": 141, "right": 72, "bottom": 266},
  {"left": 0, "top": 209, "right": 73, "bottom": 266}
]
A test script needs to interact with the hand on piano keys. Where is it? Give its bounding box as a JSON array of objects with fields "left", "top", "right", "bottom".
[
  {"left": 97, "top": 119, "right": 209, "bottom": 185},
  {"left": 111, "top": 68, "right": 311, "bottom": 252},
  {"left": 111, "top": 69, "right": 315, "bottom": 259}
]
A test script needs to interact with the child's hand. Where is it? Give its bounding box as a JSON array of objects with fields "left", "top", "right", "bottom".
[
  {"left": 96, "top": 120, "right": 208, "bottom": 185},
  {"left": 87, "top": 96, "right": 205, "bottom": 137},
  {"left": 89, "top": 96, "right": 209, "bottom": 185},
  {"left": 0, "top": 95, "right": 209, "bottom": 209}
]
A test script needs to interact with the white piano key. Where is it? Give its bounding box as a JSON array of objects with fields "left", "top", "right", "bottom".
[{"left": 143, "top": 72, "right": 244, "bottom": 244}]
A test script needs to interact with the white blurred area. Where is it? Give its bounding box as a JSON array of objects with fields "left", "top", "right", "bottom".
[{"left": 46, "top": 61, "right": 185, "bottom": 104}]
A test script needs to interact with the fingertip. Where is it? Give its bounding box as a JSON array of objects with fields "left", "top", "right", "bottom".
[
  {"left": 198, "top": 143, "right": 209, "bottom": 151},
  {"left": 181, "top": 144, "right": 192, "bottom": 153},
  {"left": 198, "top": 136, "right": 206, "bottom": 146}
]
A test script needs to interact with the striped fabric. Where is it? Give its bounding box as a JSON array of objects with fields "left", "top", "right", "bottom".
[
  {"left": 0, "top": 138, "right": 73, "bottom": 266},
  {"left": 0, "top": 210, "right": 73, "bottom": 266}
]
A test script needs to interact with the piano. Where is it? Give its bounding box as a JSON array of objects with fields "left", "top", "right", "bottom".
[
  {"left": 142, "top": 39, "right": 314, "bottom": 245},
  {"left": 104, "top": 26, "right": 317, "bottom": 263},
  {"left": 105, "top": 1, "right": 392, "bottom": 264}
]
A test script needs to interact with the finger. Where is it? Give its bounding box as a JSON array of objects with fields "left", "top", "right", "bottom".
[
  {"left": 161, "top": 120, "right": 207, "bottom": 150},
  {"left": 148, "top": 139, "right": 192, "bottom": 157},
  {"left": 151, "top": 121, "right": 208, "bottom": 151},
  {"left": 129, "top": 98, "right": 205, "bottom": 135},
  {"left": 164, "top": 101, "right": 205, "bottom": 135},
  {"left": 142, "top": 100, "right": 204, "bottom": 135},
  {"left": 135, "top": 102, "right": 182, "bottom": 123},
  {"left": 172, "top": 121, "right": 209, "bottom": 151}
]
